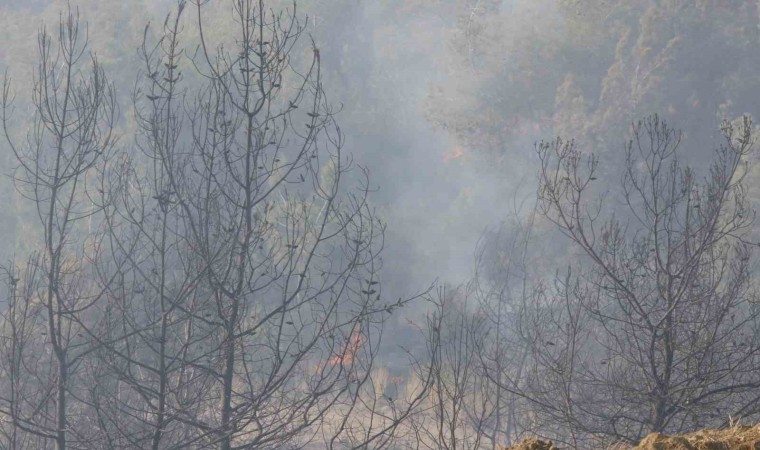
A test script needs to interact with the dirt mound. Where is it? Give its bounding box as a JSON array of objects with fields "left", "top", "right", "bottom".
[
  {"left": 505, "top": 424, "right": 760, "bottom": 449},
  {"left": 633, "top": 425, "right": 760, "bottom": 450},
  {"left": 505, "top": 437, "right": 561, "bottom": 450}
]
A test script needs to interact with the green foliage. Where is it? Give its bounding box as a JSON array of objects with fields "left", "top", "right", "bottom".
[{"left": 429, "top": 1, "right": 760, "bottom": 163}]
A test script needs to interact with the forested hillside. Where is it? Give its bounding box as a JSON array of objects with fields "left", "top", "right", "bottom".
[{"left": 2, "top": 1, "right": 760, "bottom": 449}]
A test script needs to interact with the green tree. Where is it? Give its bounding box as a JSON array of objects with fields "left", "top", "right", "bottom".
[{"left": 428, "top": 1, "right": 760, "bottom": 164}]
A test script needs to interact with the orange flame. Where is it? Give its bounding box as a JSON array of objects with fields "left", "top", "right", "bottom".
[
  {"left": 328, "top": 330, "right": 364, "bottom": 367},
  {"left": 443, "top": 147, "right": 464, "bottom": 163}
]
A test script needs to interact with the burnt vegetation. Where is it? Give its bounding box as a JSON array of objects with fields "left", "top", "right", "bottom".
[{"left": 2, "top": 1, "right": 760, "bottom": 449}]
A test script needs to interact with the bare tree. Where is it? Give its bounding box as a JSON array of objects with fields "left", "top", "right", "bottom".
[
  {"left": 0, "top": 6, "right": 117, "bottom": 449},
  {"left": 514, "top": 115, "right": 760, "bottom": 445},
  {"left": 0, "top": 1, "right": 435, "bottom": 448},
  {"left": 405, "top": 287, "right": 493, "bottom": 450},
  {"left": 0, "top": 259, "right": 44, "bottom": 449},
  {"left": 86, "top": 1, "right": 428, "bottom": 448},
  {"left": 410, "top": 212, "right": 542, "bottom": 450},
  {"left": 80, "top": 3, "right": 211, "bottom": 447},
  {"left": 469, "top": 210, "right": 539, "bottom": 449}
]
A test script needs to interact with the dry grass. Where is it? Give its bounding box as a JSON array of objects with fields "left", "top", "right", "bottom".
[
  {"left": 504, "top": 437, "right": 561, "bottom": 450},
  {"left": 632, "top": 424, "right": 760, "bottom": 450},
  {"left": 505, "top": 424, "right": 760, "bottom": 450}
]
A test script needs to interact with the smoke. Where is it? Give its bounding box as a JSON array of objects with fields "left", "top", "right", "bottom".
[
  {"left": 0, "top": 0, "right": 540, "bottom": 303},
  {"left": 308, "top": 0, "right": 536, "bottom": 290}
]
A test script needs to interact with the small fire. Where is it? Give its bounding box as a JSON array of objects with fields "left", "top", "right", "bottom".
[
  {"left": 328, "top": 329, "right": 364, "bottom": 367},
  {"left": 388, "top": 375, "right": 405, "bottom": 384},
  {"left": 443, "top": 147, "right": 464, "bottom": 163}
]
